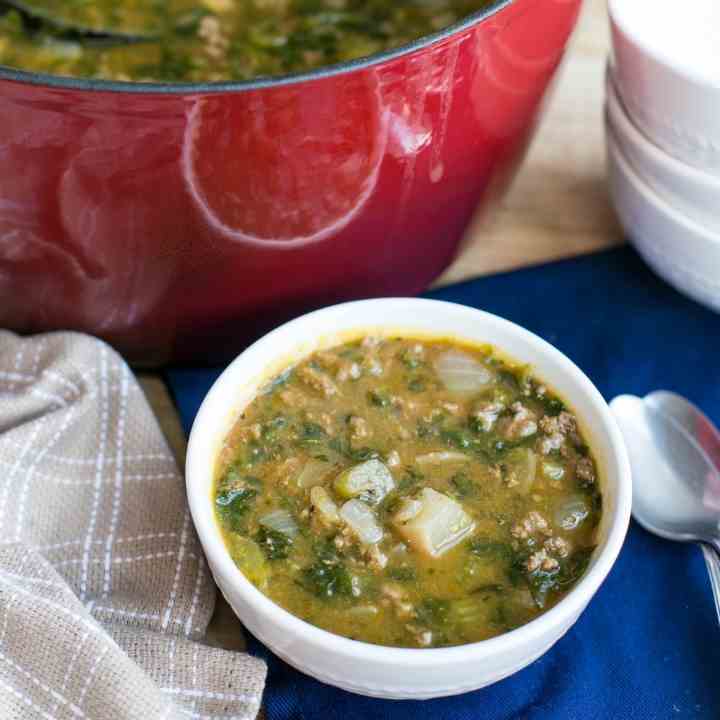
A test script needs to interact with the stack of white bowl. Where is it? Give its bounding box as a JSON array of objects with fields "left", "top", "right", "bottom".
[{"left": 606, "top": 0, "right": 720, "bottom": 312}]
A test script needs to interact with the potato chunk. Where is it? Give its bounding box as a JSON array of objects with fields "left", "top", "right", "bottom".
[{"left": 392, "top": 488, "right": 475, "bottom": 558}]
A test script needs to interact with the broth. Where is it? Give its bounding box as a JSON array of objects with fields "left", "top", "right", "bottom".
[{"left": 214, "top": 336, "right": 602, "bottom": 648}]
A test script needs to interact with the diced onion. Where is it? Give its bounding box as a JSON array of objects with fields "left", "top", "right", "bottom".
[
  {"left": 259, "top": 509, "right": 299, "bottom": 538},
  {"left": 393, "top": 498, "right": 423, "bottom": 523},
  {"left": 505, "top": 448, "right": 538, "bottom": 494},
  {"left": 450, "top": 597, "right": 484, "bottom": 625},
  {"left": 541, "top": 461, "right": 565, "bottom": 482},
  {"left": 310, "top": 486, "right": 340, "bottom": 525},
  {"left": 435, "top": 350, "right": 494, "bottom": 395},
  {"left": 347, "top": 604, "right": 379, "bottom": 617},
  {"left": 554, "top": 496, "right": 590, "bottom": 531},
  {"left": 334, "top": 459, "right": 395, "bottom": 504},
  {"left": 297, "top": 459, "right": 333, "bottom": 488},
  {"left": 226, "top": 536, "right": 268, "bottom": 588},
  {"left": 415, "top": 451, "right": 469, "bottom": 465},
  {"left": 340, "top": 499, "right": 383, "bottom": 545}
]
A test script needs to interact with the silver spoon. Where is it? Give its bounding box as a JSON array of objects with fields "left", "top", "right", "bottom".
[{"left": 610, "top": 392, "right": 720, "bottom": 623}]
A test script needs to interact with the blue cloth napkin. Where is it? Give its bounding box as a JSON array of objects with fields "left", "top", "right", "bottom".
[{"left": 167, "top": 247, "right": 720, "bottom": 720}]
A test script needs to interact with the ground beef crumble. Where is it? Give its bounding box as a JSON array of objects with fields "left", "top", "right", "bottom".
[
  {"left": 502, "top": 402, "right": 538, "bottom": 440},
  {"left": 511, "top": 510, "right": 551, "bottom": 540},
  {"left": 537, "top": 411, "right": 578, "bottom": 455},
  {"left": 298, "top": 366, "right": 339, "bottom": 397},
  {"left": 576, "top": 457, "right": 596, "bottom": 485}
]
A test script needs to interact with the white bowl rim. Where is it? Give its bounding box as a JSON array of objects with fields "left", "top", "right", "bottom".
[
  {"left": 606, "top": 67, "right": 720, "bottom": 191},
  {"left": 186, "top": 297, "right": 632, "bottom": 667},
  {"left": 608, "top": 0, "right": 720, "bottom": 91},
  {"left": 606, "top": 120, "right": 720, "bottom": 244}
]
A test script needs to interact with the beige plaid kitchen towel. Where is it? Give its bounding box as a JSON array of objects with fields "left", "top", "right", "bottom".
[{"left": 0, "top": 331, "right": 266, "bottom": 720}]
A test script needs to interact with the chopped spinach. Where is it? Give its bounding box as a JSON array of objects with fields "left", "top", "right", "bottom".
[
  {"left": 386, "top": 566, "right": 416, "bottom": 582},
  {"left": 295, "top": 421, "right": 327, "bottom": 450},
  {"left": 471, "top": 583, "right": 504, "bottom": 595},
  {"left": 441, "top": 428, "right": 473, "bottom": 450},
  {"left": 574, "top": 442, "right": 590, "bottom": 458},
  {"left": 217, "top": 464, "right": 243, "bottom": 490},
  {"left": 327, "top": 435, "right": 380, "bottom": 462},
  {"left": 538, "top": 395, "right": 565, "bottom": 417},
  {"left": 450, "top": 471, "right": 476, "bottom": 497},
  {"left": 300, "top": 561, "right": 353, "bottom": 599},
  {"left": 300, "top": 421, "right": 325, "bottom": 439},
  {"left": 498, "top": 370, "right": 520, "bottom": 391},
  {"left": 296, "top": 536, "right": 354, "bottom": 598},
  {"left": 415, "top": 597, "right": 450, "bottom": 627},
  {"left": 399, "top": 350, "right": 423, "bottom": 369},
  {"left": 468, "top": 416, "right": 485, "bottom": 434},
  {"left": 407, "top": 377, "right": 426, "bottom": 392},
  {"left": 215, "top": 488, "right": 258, "bottom": 531},
  {"left": 349, "top": 446, "right": 380, "bottom": 462},
  {"left": 262, "top": 415, "right": 287, "bottom": 441},
  {"left": 254, "top": 526, "right": 293, "bottom": 560},
  {"left": 467, "top": 538, "right": 514, "bottom": 563},
  {"left": 397, "top": 466, "right": 423, "bottom": 492},
  {"left": 557, "top": 547, "right": 595, "bottom": 587},
  {"left": 510, "top": 546, "right": 596, "bottom": 608},
  {"left": 367, "top": 389, "right": 391, "bottom": 408}
]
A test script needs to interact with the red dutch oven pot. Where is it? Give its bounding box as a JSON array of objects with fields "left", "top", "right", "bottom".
[{"left": 0, "top": 0, "right": 582, "bottom": 364}]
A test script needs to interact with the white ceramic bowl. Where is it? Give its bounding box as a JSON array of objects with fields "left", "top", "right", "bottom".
[
  {"left": 186, "top": 298, "right": 632, "bottom": 699},
  {"left": 607, "top": 127, "right": 720, "bottom": 313},
  {"left": 606, "top": 67, "right": 720, "bottom": 234},
  {"left": 609, "top": 0, "right": 720, "bottom": 173}
]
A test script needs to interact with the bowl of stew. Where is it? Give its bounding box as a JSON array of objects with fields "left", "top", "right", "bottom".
[
  {"left": 186, "top": 298, "right": 632, "bottom": 699},
  {"left": 0, "top": 0, "right": 582, "bottom": 364}
]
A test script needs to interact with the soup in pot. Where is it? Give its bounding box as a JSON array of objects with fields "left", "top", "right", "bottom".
[{"left": 0, "top": 0, "right": 495, "bottom": 82}]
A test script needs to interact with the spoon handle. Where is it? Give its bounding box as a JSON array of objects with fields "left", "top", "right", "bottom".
[{"left": 701, "top": 544, "right": 720, "bottom": 624}]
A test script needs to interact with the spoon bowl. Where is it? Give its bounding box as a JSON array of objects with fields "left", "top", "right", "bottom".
[
  {"left": 610, "top": 392, "right": 720, "bottom": 622},
  {"left": 611, "top": 394, "right": 720, "bottom": 546}
]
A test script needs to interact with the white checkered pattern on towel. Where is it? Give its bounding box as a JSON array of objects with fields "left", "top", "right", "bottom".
[{"left": 0, "top": 331, "right": 266, "bottom": 720}]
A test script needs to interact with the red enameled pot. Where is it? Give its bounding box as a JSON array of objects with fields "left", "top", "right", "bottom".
[{"left": 0, "top": 0, "right": 581, "bottom": 365}]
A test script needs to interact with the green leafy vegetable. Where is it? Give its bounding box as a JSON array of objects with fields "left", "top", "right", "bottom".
[
  {"left": 367, "top": 389, "right": 391, "bottom": 408},
  {"left": 441, "top": 428, "right": 473, "bottom": 450},
  {"left": 407, "top": 377, "right": 426, "bottom": 392},
  {"left": 467, "top": 538, "right": 514, "bottom": 563},
  {"left": 538, "top": 395, "right": 565, "bottom": 416},
  {"left": 415, "top": 597, "right": 450, "bottom": 627},
  {"left": 471, "top": 583, "right": 504, "bottom": 595},
  {"left": 254, "top": 526, "right": 293, "bottom": 560},
  {"left": 327, "top": 436, "right": 379, "bottom": 462},
  {"left": 450, "top": 472, "right": 476, "bottom": 497},
  {"left": 557, "top": 547, "right": 595, "bottom": 587},
  {"left": 262, "top": 415, "right": 287, "bottom": 441},
  {"left": 397, "top": 466, "right": 423, "bottom": 493},
  {"left": 215, "top": 488, "right": 257, "bottom": 531},
  {"left": 400, "top": 350, "right": 423, "bottom": 369},
  {"left": 386, "top": 566, "right": 416, "bottom": 582},
  {"left": 300, "top": 561, "right": 353, "bottom": 599},
  {"left": 511, "top": 546, "right": 596, "bottom": 608}
]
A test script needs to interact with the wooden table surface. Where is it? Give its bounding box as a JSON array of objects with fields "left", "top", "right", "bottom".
[
  {"left": 437, "top": 0, "right": 622, "bottom": 286},
  {"left": 141, "top": 0, "right": 619, "bottom": 664}
]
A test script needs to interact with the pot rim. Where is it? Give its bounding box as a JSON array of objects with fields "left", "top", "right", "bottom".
[{"left": 0, "top": 0, "right": 512, "bottom": 95}]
